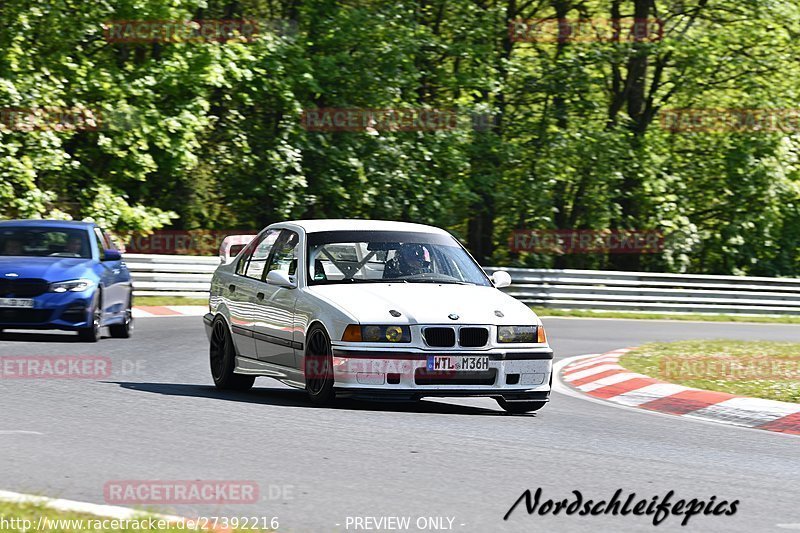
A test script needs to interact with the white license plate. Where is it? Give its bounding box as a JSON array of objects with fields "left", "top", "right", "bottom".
[
  {"left": 0, "top": 298, "right": 34, "bottom": 308},
  {"left": 427, "top": 355, "right": 490, "bottom": 372}
]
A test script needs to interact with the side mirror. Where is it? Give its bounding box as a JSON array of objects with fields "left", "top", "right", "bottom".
[
  {"left": 266, "top": 270, "right": 296, "bottom": 289},
  {"left": 491, "top": 270, "right": 512, "bottom": 289},
  {"left": 219, "top": 234, "right": 256, "bottom": 264},
  {"left": 102, "top": 249, "right": 122, "bottom": 261}
]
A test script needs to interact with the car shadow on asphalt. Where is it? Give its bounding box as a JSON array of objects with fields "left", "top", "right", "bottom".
[{"left": 109, "top": 382, "right": 523, "bottom": 417}]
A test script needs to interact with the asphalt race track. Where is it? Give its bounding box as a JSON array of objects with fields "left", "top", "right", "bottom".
[{"left": 1, "top": 317, "right": 799, "bottom": 533}]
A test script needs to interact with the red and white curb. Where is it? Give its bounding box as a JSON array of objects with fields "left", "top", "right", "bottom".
[
  {"left": 556, "top": 348, "right": 800, "bottom": 436},
  {"left": 132, "top": 306, "right": 207, "bottom": 318}
]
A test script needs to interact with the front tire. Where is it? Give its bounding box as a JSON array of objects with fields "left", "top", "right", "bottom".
[
  {"left": 209, "top": 319, "right": 255, "bottom": 391},
  {"left": 78, "top": 294, "right": 102, "bottom": 343},
  {"left": 304, "top": 325, "right": 335, "bottom": 406},
  {"left": 496, "top": 398, "right": 547, "bottom": 414}
]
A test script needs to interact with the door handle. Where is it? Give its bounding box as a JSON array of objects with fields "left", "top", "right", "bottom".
[
  {"left": 256, "top": 292, "right": 265, "bottom": 300},
  {"left": 229, "top": 284, "right": 236, "bottom": 292}
]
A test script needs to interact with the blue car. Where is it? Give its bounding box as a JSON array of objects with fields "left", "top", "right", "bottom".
[{"left": 0, "top": 220, "right": 133, "bottom": 341}]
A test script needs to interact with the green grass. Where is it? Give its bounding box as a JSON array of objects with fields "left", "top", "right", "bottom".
[
  {"left": 134, "top": 296, "right": 208, "bottom": 307},
  {"left": 0, "top": 500, "right": 273, "bottom": 532},
  {"left": 620, "top": 340, "right": 800, "bottom": 403},
  {"left": 531, "top": 307, "right": 800, "bottom": 324}
]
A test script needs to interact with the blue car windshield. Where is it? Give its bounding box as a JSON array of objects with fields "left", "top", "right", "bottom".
[{"left": 0, "top": 227, "right": 92, "bottom": 259}]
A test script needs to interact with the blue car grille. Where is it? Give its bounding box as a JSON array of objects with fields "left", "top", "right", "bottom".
[
  {"left": 0, "top": 309, "right": 53, "bottom": 324},
  {"left": 0, "top": 278, "right": 49, "bottom": 297}
]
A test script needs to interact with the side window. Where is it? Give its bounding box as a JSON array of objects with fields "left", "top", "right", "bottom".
[
  {"left": 267, "top": 230, "right": 300, "bottom": 279},
  {"left": 235, "top": 239, "right": 256, "bottom": 276},
  {"left": 93, "top": 228, "right": 107, "bottom": 259},
  {"left": 237, "top": 230, "right": 280, "bottom": 280},
  {"left": 102, "top": 230, "right": 118, "bottom": 251}
]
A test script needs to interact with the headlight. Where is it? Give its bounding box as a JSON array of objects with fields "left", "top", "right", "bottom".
[
  {"left": 342, "top": 324, "right": 411, "bottom": 343},
  {"left": 497, "top": 325, "right": 541, "bottom": 343},
  {"left": 50, "top": 279, "right": 95, "bottom": 293}
]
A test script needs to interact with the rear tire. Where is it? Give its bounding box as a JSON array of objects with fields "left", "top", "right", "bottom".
[
  {"left": 109, "top": 295, "right": 133, "bottom": 338},
  {"left": 304, "top": 325, "right": 335, "bottom": 406},
  {"left": 496, "top": 398, "right": 547, "bottom": 414},
  {"left": 78, "top": 294, "right": 101, "bottom": 343},
  {"left": 209, "top": 319, "right": 255, "bottom": 391}
]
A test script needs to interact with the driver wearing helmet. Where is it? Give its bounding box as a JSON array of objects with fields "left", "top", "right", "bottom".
[{"left": 384, "top": 243, "right": 431, "bottom": 278}]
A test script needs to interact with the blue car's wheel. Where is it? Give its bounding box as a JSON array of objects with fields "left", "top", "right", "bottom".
[
  {"left": 109, "top": 295, "right": 133, "bottom": 339},
  {"left": 78, "top": 294, "right": 101, "bottom": 343}
]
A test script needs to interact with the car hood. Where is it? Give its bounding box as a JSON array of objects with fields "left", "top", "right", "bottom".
[
  {"left": 308, "top": 283, "right": 538, "bottom": 325},
  {"left": 0, "top": 257, "right": 97, "bottom": 282}
]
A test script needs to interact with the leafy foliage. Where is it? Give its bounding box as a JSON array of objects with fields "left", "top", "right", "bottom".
[{"left": 0, "top": 0, "right": 798, "bottom": 275}]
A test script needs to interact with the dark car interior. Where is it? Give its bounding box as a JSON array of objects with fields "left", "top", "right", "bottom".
[{"left": 0, "top": 228, "right": 91, "bottom": 259}]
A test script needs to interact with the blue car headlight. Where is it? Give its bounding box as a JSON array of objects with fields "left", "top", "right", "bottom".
[{"left": 50, "top": 279, "right": 96, "bottom": 293}]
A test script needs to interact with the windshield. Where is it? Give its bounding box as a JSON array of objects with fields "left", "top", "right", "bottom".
[
  {"left": 306, "top": 230, "right": 490, "bottom": 286},
  {"left": 0, "top": 227, "right": 91, "bottom": 259}
]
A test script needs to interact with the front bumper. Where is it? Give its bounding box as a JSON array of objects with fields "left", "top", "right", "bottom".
[
  {"left": 0, "top": 290, "right": 95, "bottom": 331},
  {"left": 203, "top": 313, "right": 214, "bottom": 338},
  {"left": 329, "top": 347, "right": 553, "bottom": 401}
]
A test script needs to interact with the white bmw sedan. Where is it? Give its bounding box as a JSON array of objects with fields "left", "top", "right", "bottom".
[{"left": 204, "top": 220, "right": 553, "bottom": 413}]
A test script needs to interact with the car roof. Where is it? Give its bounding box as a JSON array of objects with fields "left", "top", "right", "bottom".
[
  {"left": 0, "top": 219, "right": 95, "bottom": 230},
  {"left": 280, "top": 219, "right": 450, "bottom": 235}
]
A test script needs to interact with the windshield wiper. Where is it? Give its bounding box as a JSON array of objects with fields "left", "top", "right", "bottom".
[
  {"left": 343, "top": 278, "right": 409, "bottom": 283},
  {"left": 405, "top": 279, "right": 472, "bottom": 285}
]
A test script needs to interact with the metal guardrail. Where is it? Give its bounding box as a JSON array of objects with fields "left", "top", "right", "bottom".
[
  {"left": 485, "top": 267, "right": 800, "bottom": 315},
  {"left": 127, "top": 254, "right": 800, "bottom": 315},
  {"left": 127, "top": 254, "right": 219, "bottom": 299}
]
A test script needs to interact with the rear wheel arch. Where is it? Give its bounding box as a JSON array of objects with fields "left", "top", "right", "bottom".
[
  {"left": 212, "top": 311, "right": 233, "bottom": 331},
  {"left": 209, "top": 315, "right": 255, "bottom": 391},
  {"left": 213, "top": 303, "right": 234, "bottom": 324}
]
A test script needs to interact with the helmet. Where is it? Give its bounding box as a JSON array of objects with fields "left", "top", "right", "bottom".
[{"left": 399, "top": 243, "right": 426, "bottom": 270}]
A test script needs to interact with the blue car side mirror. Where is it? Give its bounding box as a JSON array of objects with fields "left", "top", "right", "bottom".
[{"left": 102, "top": 249, "right": 122, "bottom": 261}]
